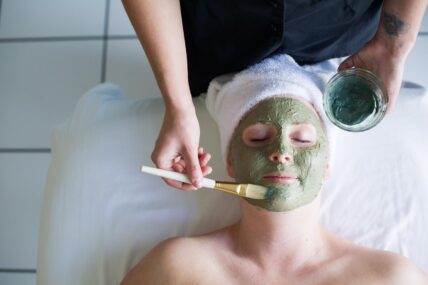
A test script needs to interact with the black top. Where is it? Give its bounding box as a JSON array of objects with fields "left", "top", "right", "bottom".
[{"left": 180, "top": 0, "right": 383, "bottom": 97}]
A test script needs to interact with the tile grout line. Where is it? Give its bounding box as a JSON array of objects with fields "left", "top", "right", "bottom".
[
  {"left": 0, "top": 35, "right": 137, "bottom": 43},
  {"left": 0, "top": 33, "right": 426, "bottom": 44},
  {"left": 2, "top": 32, "right": 427, "bottom": 44},
  {"left": 100, "top": 0, "right": 111, "bottom": 83},
  {"left": 0, "top": 148, "right": 51, "bottom": 153},
  {"left": 0, "top": 268, "right": 36, "bottom": 274}
]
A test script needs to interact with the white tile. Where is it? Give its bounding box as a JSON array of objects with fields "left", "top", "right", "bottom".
[
  {"left": 0, "top": 273, "right": 36, "bottom": 285},
  {"left": 0, "top": 41, "right": 103, "bottom": 148},
  {"left": 109, "top": 0, "right": 135, "bottom": 36},
  {"left": 105, "top": 39, "right": 161, "bottom": 100},
  {"left": 0, "top": 153, "right": 50, "bottom": 269},
  {"left": 404, "top": 36, "right": 428, "bottom": 89},
  {"left": 0, "top": 0, "right": 105, "bottom": 38}
]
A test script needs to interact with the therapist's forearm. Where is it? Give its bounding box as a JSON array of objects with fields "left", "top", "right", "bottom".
[
  {"left": 122, "top": 0, "right": 193, "bottom": 111},
  {"left": 375, "top": 0, "right": 427, "bottom": 58}
]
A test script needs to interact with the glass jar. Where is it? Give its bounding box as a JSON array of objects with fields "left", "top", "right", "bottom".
[{"left": 323, "top": 68, "right": 388, "bottom": 132}]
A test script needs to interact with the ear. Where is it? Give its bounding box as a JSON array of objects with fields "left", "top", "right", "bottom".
[{"left": 227, "top": 154, "right": 235, "bottom": 178}]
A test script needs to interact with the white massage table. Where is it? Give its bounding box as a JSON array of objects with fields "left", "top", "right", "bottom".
[{"left": 37, "top": 83, "right": 428, "bottom": 285}]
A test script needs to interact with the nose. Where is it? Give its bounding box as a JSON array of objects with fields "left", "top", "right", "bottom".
[{"left": 269, "top": 151, "right": 293, "bottom": 164}]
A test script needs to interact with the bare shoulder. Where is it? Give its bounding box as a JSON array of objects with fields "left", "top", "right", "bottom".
[
  {"left": 327, "top": 233, "right": 428, "bottom": 285},
  {"left": 355, "top": 248, "right": 428, "bottom": 284},
  {"left": 379, "top": 251, "right": 428, "bottom": 285},
  {"left": 120, "top": 236, "right": 206, "bottom": 285}
]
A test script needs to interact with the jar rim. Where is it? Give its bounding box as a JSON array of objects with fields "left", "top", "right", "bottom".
[{"left": 323, "top": 68, "right": 388, "bottom": 132}]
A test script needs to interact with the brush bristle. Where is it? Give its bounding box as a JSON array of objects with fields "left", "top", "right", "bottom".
[{"left": 244, "top": 184, "right": 268, "bottom": 200}]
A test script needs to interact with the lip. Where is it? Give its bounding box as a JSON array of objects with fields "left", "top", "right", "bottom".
[{"left": 262, "top": 171, "right": 298, "bottom": 183}]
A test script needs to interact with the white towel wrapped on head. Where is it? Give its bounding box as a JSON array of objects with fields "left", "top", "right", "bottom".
[{"left": 205, "top": 54, "right": 340, "bottom": 164}]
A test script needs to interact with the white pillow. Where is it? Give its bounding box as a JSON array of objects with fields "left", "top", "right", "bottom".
[{"left": 37, "top": 83, "right": 428, "bottom": 285}]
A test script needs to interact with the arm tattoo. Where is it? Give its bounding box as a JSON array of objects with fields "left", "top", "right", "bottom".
[{"left": 382, "top": 12, "right": 409, "bottom": 37}]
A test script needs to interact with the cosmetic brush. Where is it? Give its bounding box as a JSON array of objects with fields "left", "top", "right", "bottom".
[{"left": 141, "top": 165, "right": 267, "bottom": 200}]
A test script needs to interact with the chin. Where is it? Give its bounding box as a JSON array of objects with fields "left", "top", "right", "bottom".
[
  {"left": 244, "top": 197, "right": 299, "bottom": 212},
  {"left": 245, "top": 191, "right": 319, "bottom": 212}
]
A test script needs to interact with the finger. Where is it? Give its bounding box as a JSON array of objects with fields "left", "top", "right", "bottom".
[
  {"left": 199, "top": 153, "right": 211, "bottom": 167},
  {"left": 174, "top": 164, "right": 200, "bottom": 190},
  {"left": 154, "top": 158, "right": 196, "bottom": 190},
  {"left": 176, "top": 153, "right": 210, "bottom": 175},
  {"left": 173, "top": 155, "right": 182, "bottom": 164},
  {"left": 181, "top": 183, "right": 199, "bottom": 191},
  {"left": 172, "top": 163, "right": 185, "bottom": 173},
  {"left": 174, "top": 158, "right": 186, "bottom": 169},
  {"left": 168, "top": 166, "right": 211, "bottom": 189},
  {"left": 338, "top": 56, "right": 354, "bottom": 71},
  {"left": 201, "top": 166, "right": 213, "bottom": 176},
  {"left": 162, "top": 177, "right": 197, "bottom": 191},
  {"left": 164, "top": 163, "right": 196, "bottom": 190},
  {"left": 177, "top": 153, "right": 210, "bottom": 168},
  {"left": 198, "top": 146, "right": 204, "bottom": 154},
  {"left": 386, "top": 89, "right": 397, "bottom": 114},
  {"left": 183, "top": 148, "right": 203, "bottom": 188}
]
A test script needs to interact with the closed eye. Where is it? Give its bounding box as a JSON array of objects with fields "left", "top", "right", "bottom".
[
  {"left": 251, "top": 138, "right": 269, "bottom": 142},
  {"left": 287, "top": 124, "right": 317, "bottom": 147},
  {"left": 291, "top": 138, "right": 311, "bottom": 143},
  {"left": 243, "top": 124, "right": 277, "bottom": 147}
]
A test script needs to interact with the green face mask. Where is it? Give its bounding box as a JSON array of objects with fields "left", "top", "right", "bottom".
[{"left": 229, "top": 97, "right": 329, "bottom": 212}]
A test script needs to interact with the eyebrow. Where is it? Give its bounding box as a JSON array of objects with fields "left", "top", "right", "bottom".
[{"left": 254, "top": 120, "right": 313, "bottom": 126}]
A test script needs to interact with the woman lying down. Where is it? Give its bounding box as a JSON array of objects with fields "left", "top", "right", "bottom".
[{"left": 122, "top": 55, "right": 427, "bottom": 285}]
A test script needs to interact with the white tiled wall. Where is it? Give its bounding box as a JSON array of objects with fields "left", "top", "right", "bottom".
[
  {"left": 0, "top": 0, "right": 106, "bottom": 38},
  {"left": 0, "top": 154, "right": 50, "bottom": 269},
  {"left": 421, "top": 12, "right": 428, "bottom": 33},
  {"left": 0, "top": 273, "right": 36, "bottom": 285},
  {"left": 108, "top": 0, "right": 135, "bottom": 36},
  {"left": 0, "top": 2, "right": 426, "bottom": 284},
  {"left": 0, "top": 0, "right": 154, "bottom": 283},
  {"left": 0, "top": 41, "right": 103, "bottom": 148},
  {"left": 106, "top": 39, "right": 160, "bottom": 100}
]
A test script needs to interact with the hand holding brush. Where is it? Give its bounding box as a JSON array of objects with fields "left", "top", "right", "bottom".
[{"left": 141, "top": 165, "right": 267, "bottom": 200}]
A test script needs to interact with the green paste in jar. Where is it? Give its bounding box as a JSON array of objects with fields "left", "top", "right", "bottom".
[{"left": 329, "top": 76, "right": 378, "bottom": 126}]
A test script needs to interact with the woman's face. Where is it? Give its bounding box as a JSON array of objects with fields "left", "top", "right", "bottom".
[{"left": 228, "top": 97, "right": 329, "bottom": 212}]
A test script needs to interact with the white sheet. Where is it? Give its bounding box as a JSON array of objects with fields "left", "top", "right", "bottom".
[{"left": 37, "top": 83, "right": 428, "bottom": 285}]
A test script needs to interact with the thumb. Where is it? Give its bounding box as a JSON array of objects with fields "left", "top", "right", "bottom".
[
  {"left": 183, "top": 148, "right": 203, "bottom": 188},
  {"left": 338, "top": 56, "right": 354, "bottom": 71}
]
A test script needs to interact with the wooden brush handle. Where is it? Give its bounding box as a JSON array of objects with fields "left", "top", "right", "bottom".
[{"left": 141, "top": 165, "right": 216, "bottom": 188}]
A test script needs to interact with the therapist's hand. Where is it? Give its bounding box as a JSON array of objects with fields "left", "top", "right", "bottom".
[
  {"left": 151, "top": 106, "right": 212, "bottom": 191},
  {"left": 338, "top": 3, "right": 425, "bottom": 113},
  {"left": 338, "top": 35, "right": 407, "bottom": 113}
]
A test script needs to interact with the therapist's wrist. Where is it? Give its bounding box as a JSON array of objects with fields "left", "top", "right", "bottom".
[
  {"left": 370, "top": 33, "right": 412, "bottom": 67},
  {"left": 163, "top": 89, "right": 195, "bottom": 114}
]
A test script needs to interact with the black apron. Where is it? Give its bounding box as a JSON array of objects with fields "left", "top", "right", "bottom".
[{"left": 180, "top": 0, "right": 383, "bottom": 96}]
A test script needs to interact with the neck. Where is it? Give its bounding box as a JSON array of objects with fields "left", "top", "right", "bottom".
[{"left": 232, "top": 196, "right": 327, "bottom": 272}]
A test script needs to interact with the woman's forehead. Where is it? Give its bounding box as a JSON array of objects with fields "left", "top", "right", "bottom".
[{"left": 240, "top": 97, "right": 321, "bottom": 125}]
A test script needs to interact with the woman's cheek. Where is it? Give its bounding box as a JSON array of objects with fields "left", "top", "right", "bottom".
[{"left": 232, "top": 147, "right": 267, "bottom": 183}]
